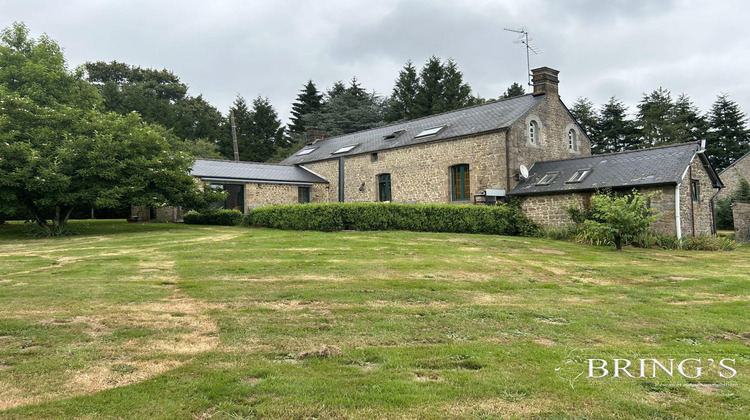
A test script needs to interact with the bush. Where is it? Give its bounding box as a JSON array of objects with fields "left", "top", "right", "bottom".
[
  {"left": 183, "top": 209, "right": 242, "bottom": 226},
  {"left": 574, "top": 190, "right": 657, "bottom": 250},
  {"left": 242, "top": 202, "right": 538, "bottom": 236}
]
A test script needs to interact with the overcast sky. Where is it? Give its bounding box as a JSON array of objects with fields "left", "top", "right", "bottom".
[{"left": 2, "top": 0, "right": 749, "bottom": 126}]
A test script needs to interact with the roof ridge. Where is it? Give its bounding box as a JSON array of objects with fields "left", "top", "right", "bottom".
[
  {"left": 532, "top": 142, "right": 699, "bottom": 165},
  {"left": 195, "top": 158, "right": 292, "bottom": 167},
  {"left": 301, "top": 93, "right": 539, "bottom": 145}
]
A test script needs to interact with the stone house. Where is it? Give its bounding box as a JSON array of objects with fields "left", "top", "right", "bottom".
[
  {"left": 278, "top": 67, "right": 590, "bottom": 204},
  {"left": 166, "top": 66, "right": 725, "bottom": 237},
  {"left": 717, "top": 150, "right": 750, "bottom": 200},
  {"left": 509, "top": 143, "right": 724, "bottom": 238}
]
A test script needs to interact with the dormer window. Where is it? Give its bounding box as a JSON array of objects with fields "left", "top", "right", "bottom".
[
  {"left": 529, "top": 120, "right": 539, "bottom": 145},
  {"left": 567, "top": 169, "right": 591, "bottom": 183},
  {"left": 568, "top": 129, "right": 578, "bottom": 151}
]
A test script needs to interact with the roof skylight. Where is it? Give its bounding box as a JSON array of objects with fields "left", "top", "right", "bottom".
[
  {"left": 332, "top": 144, "right": 358, "bottom": 154},
  {"left": 415, "top": 126, "right": 445, "bottom": 138},
  {"left": 567, "top": 169, "right": 591, "bottom": 183},
  {"left": 383, "top": 130, "right": 406, "bottom": 140},
  {"left": 296, "top": 148, "right": 316, "bottom": 156},
  {"left": 536, "top": 172, "right": 558, "bottom": 186}
]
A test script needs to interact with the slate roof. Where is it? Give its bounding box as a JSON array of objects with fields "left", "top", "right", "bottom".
[
  {"left": 191, "top": 159, "right": 328, "bottom": 184},
  {"left": 509, "top": 142, "right": 722, "bottom": 196},
  {"left": 280, "top": 94, "right": 545, "bottom": 165}
]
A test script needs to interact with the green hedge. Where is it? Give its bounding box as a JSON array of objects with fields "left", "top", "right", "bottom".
[
  {"left": 183, "top": 209, "right": 243, "bottom": 226},
  {"left": 241, "top": 202, "right": 538, "bottom": 236}
]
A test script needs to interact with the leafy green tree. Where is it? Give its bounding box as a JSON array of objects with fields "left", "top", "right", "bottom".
[
  {"left": 386, "top": 60, "right": 420, "bottom": 122},
  {"left": 569, "top": 97, "right": 598, "bottom": 149},
  {"left": 289, "top": 80, "right": 323, "bottom": 134},
  {"left": 0, "top": 23, "right": 219, "bottom": 234},
  {"left": 582, "top": 191, "right": 658, "bottom": 250},
  {"left": 636, "top": 87, "right": 678, "bottom": 147},
  {"left": 84, "top": 60, "right": 227, "bottom": 159},
  {"left": 706, "top": 94, "right": 750, "bottom": 171},
  {"left": 597, "top": 97, "right": 638, "bottom": 153},
  {"left": 500, "top": 82, "right": 526, "bottom": 99}
]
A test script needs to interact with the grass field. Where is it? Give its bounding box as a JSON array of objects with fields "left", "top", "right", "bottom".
[{"left": 0, "top": 220, "right": 748, "bottom": 419}]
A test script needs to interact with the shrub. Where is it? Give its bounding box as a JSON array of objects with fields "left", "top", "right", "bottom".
[
  {"left": 242, "top": 202, "right": 538, "bottom": 236},
  {"left": 575, "top": 190, "right": 657, "bottom": 250},
  {"left": 183, "top": 209, "right": 242, "bottom": 226}
]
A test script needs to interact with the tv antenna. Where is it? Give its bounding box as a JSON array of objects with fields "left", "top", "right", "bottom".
[{"left": 504, "top": 27, "right": 541, "bottom": 87}]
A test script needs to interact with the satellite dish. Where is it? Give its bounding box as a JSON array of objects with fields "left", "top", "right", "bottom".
[{"left": 519, "top": 165, "right": 529, "bottom": 179}]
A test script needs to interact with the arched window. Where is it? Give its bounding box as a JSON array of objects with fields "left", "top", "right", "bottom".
[
  {"left": 529, "top": 120, "right": 539, "bottom": 145},
  {"left": 568, "top": 128, "right": 578, "bottom": 151},
  {"left": 451, "top": 164, "right": 470, "bottom": 201}
]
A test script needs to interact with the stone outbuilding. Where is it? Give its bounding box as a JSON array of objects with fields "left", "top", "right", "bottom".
[
  {"left": 732, "top": 200, "right": 750, "bottom": 243},
  {"left": 508, "top": 143, "right": 724, "bottom": 238},
  {"left": 717, "top": 150, "right": 750, "bottom": 201}
]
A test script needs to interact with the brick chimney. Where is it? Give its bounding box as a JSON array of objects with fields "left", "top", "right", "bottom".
[
  {"left": 306, "top": 127, "right": 326, "bottom": 145},
  {"left": 531, "top": 67, "right": 559, "bottom": 96}
]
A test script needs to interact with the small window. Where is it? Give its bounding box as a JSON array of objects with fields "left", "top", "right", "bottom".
[
  {"left": 691, "top": 179, "right": 700, "bottom": 203},
  {"left": 383, "top": 130, "right": 405, "bottom": 140},
  {"left": 415, "top": 126, "right": 445, "bottom": 138},
  {"left": 332, "top": 144, "right": 358, "bottom": 154},
  {"left": 298, "top": 187, "right": 310, "bottom": 204},
  {"left": 568, "top": 129, "right": 578, "bottom": 151},
  {"left": 378, "top": 174, "right": 391, "bottom": 202},
  {"left": 536, "top": 172, "right": 558, "bottom": 186},
  {"left": 567, "top": 169, "right": 591, "bottom": 183},
  {"left": 451, "top": 164, "right": 470, "bottom": 201},
  {"left": 529, "top": 120, "right": 539, "bottom": 144},
  {"left": 371, "top": 152, "right": 378, "bottom": 162},
  {"left": 296, "top": 147, "right": 316, "bottom": 156}
]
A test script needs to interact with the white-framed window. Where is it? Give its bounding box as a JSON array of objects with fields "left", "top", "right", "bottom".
[
  {"left": 296, "top": 147, "right": 316, "bottom": 156},
  {"left": 536, "top": 172, "right": 559, "bottom": 186},
  {"left": 525, "top": 115, "right": 542, "bottom": 146},
  {"left": 332, "top": 144, "right": 358, "bottom": 154},
  {"left": 567, "top": 169, "right": 591, "bottom": 183},
  {"left": 529, "top": 120, "right": 539, "bottom": 145},
  {"left": 568, "top": 129, "right": 578, "bottom": 151},
  {"left": 415, "top": 126, "right": 445, "bottom": 138}
]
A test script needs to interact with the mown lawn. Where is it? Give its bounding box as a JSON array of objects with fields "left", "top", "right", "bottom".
[{"left": 0, "top": 220, "right": 747, "bottom": 419}]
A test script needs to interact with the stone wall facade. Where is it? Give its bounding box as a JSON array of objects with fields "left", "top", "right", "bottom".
[
  {"left": 300, "top": 93, "right": 590, "bottom": 204},
  {"left": 717, "top": 152, "right": 750, "bottom": 201},
  {"left": 732, "top": 200, "right": 750, "bottom": 243},
  {"left": 519, "top": 193, "right": 589, "bottom": 227},
  {"left": 155, "top": 206, "right": 183, "bottom": 222},
  {"left": 244, "top": 182, "right": 328, "bottom": 208},
  {"left": 679, "top": 157, "right": 719, "bottom": 236},
  {"left": 507, "top": 96, "right": 592, "bottom": 191}
]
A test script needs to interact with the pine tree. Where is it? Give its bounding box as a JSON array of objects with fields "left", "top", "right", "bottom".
[
  {"left": 672, "top": 93, "right": 708, "bottom": 144},
  {"left": 289, "top": 80, "right": 323, "bottom": 135},
  {"left": 414, "top": 56, "right": 445, "bottom": 117},
  {"left": 434, "top": 59, "right": 472, "bottom": 113},
  {"left": 248, "top": 96, "right": 286, "bottom": 161},
  {"left": 500, "top": 82, "right": 526, "bottom": 99},
  {"left": 569, "top": 97, "right": 598, "bottom": 149},
  {"left": 706, "top": 93, "right": 750, "bottom": 171},
  {"left": 598, "top": 97, "right": 638, "bottom": 153},
  {"left": 636, "top": 87, "right": 677, "bottom": 147},
  {"left": 386, "top": 60, "right": 420, "bottom": 122}
]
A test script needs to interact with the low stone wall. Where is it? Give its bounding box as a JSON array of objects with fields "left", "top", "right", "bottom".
[
  {"left": 732, "top": 200, "right": 750, "bottom": 243},
  {"left": 131, "top": 205, "right": 151, "bottom": 221},
  {"left": 155, "top": 206, "right": 183, "bottom": 223}
]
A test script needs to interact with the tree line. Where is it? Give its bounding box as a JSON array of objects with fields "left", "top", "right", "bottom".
[
  {"left": 570, "top": 90, "right": 750, "bottom": 171},
  {"left": 83, "top": 56, "right": 527, "bottom": 163}
]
